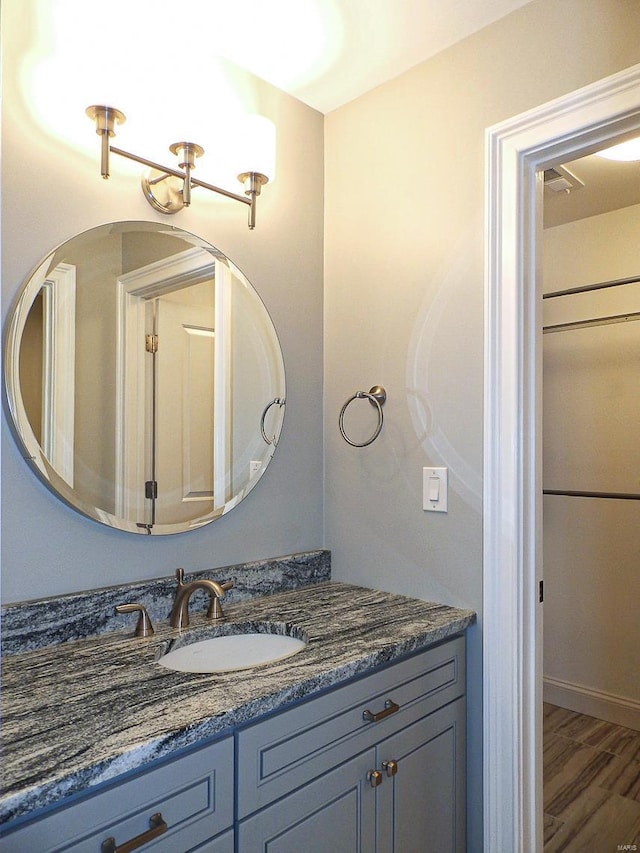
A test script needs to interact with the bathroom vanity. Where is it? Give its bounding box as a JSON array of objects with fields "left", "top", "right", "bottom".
[
  {"left": 1, "top": 214, "right": 475, "bottom": 851},
  {"left": 0, "top": 579, "right": 474, "bottom": 852}
]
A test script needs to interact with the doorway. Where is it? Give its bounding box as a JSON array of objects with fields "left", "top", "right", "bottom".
[
  {"left": 115, "top": 248, "right": 232, "bottom": 530},
  {"left": 541, "top": 152, "right": 640, "bottom": 847},
  {"left": 483, "top": 63, "right": 640, "bottom": 851}
]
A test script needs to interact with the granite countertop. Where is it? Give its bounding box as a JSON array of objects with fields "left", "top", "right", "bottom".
[{"left": 0, "top": 581, "right": 475, "bottom": 826}]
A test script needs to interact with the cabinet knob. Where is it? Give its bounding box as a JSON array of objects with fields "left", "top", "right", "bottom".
[
  {"left": 367, "top": 769, "right": 384, "bottom": 788},
  {"left": 382, "top": 759, "right": 398, "bottom": 777}
]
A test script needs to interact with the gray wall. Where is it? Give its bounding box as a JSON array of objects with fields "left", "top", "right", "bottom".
[
  {"left": 1, "top": 0, "right": 324, "bottom": 601},
  {"left": 323, "top": 0, "right": 640, "bottom": 845}
]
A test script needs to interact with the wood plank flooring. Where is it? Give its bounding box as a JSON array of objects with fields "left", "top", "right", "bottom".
[{"left": 544, "top": 703, "right": 640, "bottom": 851}]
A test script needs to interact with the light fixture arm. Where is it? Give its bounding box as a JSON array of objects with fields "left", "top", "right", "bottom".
[
  {"left": 239, "top": 171, "right": 269, "bottom": 230},
  {"left": 86, "top": 105, "right": 126, "bottom": 178},
  {"left": 86, "top": 105, "right": 269, "bottom": 229},
  {"left": 110, "top": 145, "right": 250, "bottom": 205}
]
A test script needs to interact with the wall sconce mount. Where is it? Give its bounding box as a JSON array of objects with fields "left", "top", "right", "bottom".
[{"left": 86, "top": 105, "right": 269, "bottom": 229}]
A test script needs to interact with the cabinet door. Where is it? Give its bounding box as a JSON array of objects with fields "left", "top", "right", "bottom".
[
  {"left": 376, "top": 699, "right": 466, "bottom": 853},
  {"left": 237, "top": 749, "right": 377, "bottom": 853}
]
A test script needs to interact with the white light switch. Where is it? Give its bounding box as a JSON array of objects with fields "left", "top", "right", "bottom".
[{"left": 423, "top": 467, "right": 448, "bottom": 512}]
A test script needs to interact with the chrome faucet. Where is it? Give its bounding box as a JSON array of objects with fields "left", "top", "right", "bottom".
[{"left": 169, "top": 567, "right": 234, "bottom": 629}]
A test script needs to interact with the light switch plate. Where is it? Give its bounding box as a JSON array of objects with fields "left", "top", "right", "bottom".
[{"left": 423, "top": 467, "right": 448, "bottom": 512}]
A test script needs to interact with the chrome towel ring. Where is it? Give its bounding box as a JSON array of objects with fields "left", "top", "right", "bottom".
[
  {"left": 260, "top": 397, "right": 285, "bottom": 445},
  {"left": 339, "top": 386, "right": 387, "bottom": 447}
]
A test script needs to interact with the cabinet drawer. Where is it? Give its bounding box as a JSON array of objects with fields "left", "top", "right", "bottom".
[
  {"left": 237, "top": 636, "right": 465, "bottom": 818},
  {"left": 191, "top": 827, "right": 234, "bottom": 852},
  {"left": 0, "top": 736, "right": 234, "bottom": 853}
]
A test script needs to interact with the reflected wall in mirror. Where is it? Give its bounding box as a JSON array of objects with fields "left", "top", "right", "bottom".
[{"left": 4, "top": 221, "right": 286, "bottom": 534}]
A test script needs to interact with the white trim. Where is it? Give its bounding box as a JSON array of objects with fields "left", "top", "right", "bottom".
[
  {"left": 115, "top": 249, "right": 218, "bottom": 520},
  {"left": 484, "top": 63, "right": 640, "bottom": 852},
  {"left": 114, "top": 281, "right": 148, "bottom": 520},
  {"left": 213, "top": 260, "right": 232, "bottom": 509},
  {"left": 41, "top": 264, "right": 76, "bottom": 486},
  {"left": 543, "top": 676, "right": 640, "bottom": 732}
]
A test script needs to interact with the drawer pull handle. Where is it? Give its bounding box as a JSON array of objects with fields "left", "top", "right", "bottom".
[
  {"left": 382, "top": 759, "right": 399, "bottom": 777},
  {"left": 101, "top": 812, "right": 168, "bottom": 853},
  {"left": 363, "top": 699, "right": 400, "bottom": 723},
  {"left": 368, "top": 769, "right": 384, "bottom": 788}
]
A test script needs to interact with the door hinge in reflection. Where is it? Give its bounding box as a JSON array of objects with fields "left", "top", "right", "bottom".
[
  {"left": 145, "top": 480, "right": 158, "bottom": 500},
  {"left": 146, "top": 334, "right": 159, "bottom": 353},
  {"left": 539, "top": 580, "right": 544, "bottom": 603}
]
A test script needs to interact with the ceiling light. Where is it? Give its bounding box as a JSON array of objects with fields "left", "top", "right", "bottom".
[{"left": 595, "top": 137, "right": 640, "bottom": 162}]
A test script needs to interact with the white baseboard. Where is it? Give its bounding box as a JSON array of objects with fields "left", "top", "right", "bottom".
[{"left": 543, "top": 675, "right": 640, "bottom": 732}]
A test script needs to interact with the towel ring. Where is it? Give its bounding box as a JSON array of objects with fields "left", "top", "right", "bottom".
[
  {"left": 339, "top": 386, "right": 387, "bottom": 447},
  {"left": 260, "top": 397, "right": 285, "bottom": 445}
]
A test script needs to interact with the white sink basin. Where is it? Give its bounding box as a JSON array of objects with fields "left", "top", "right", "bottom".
[{"left": 158, "top": 632, "right": 306, "bottom": 673}]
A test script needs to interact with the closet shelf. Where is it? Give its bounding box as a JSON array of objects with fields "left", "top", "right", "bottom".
[
  {"left": 543, "top": 489, "right": 640, "bottom": 501},
  {"left": 543, "top": 310, "right": 640, "bottom": 333}
]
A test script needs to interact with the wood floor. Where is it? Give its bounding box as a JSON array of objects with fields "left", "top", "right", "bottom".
[{"left": 544, "top": 703, "right": 640, "bottom": 851}]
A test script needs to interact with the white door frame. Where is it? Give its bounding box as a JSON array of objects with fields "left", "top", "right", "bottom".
[
  {"left": 41, "top": 263, "right": 76, "bottom": 486},
  {"left": 115, "top": 248, "right": 231, "bottom": 520},
  {"left": 483, "top": 63, "right": 640, "bottom": 851}
]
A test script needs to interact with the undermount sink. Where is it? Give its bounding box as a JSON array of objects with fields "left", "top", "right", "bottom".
[{"left": 158, "top": 631, "right": 307, "bottom": 674}]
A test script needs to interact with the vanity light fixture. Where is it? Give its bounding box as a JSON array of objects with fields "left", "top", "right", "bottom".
[{"left": 86, "top": 105, "right": 269, "bottom": 229}]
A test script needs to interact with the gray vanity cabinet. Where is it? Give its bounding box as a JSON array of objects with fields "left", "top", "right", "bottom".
[
  {"left": 236, "top": 636, "right": 466, "bottom": 853},
  {"left": 374, "top": 698, "right": 466, "bottom": 852},
  {"left": 0, "top": 636, "right": 465, "bottom": 852},
  {"left": 0, "top": 736, "right": 234, "bottom": 853}
]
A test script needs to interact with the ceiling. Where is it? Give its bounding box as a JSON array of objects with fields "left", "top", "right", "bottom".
[
  {"left": 221, "top": 0, "right": 535, "bottom": 113},
  {"left": 544, "top": 151, "right": 640, "bottom": 228},
  {"left": 18, "top": 0, "right": 537, "bottom": 180},
  {"left": 226, "top": 0, "right": 638, "bottom": 227},
  {"left": 19, "top": 0, "right": 640, "bottom": 225}
]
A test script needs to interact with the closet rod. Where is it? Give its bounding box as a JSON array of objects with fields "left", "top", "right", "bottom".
[
  {"left": 544, "top": 273, "right": 640, "bottom": 300},
  {"left": 543, "top": 310, "right": 640, "bottom": 333},
  {"left": 544, "top": 489, "right": 640, "bottom": 501}
]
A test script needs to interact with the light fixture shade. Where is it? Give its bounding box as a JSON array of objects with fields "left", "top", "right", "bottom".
[
  {"left": 235, "top": 116, "right": 277, "bottom": 182},
  {"left": 596, "top": 137, "right": 640, "bottom": 162}
]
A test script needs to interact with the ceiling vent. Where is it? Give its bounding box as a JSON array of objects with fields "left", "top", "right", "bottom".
[{"left": 543, "top": 165, "right": 585, "bottom": 194}]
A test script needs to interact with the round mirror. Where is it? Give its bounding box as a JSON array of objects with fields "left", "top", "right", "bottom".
[{"left": 4, "top": 221, "right": 286, "bottom": 534}]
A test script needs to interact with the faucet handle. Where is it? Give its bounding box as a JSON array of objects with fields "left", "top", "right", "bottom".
[
  {"left": 115, "top": 603, "right": 155, "bottom": 637},
  {"left": 206, "top": 580, "right": 234, "bottom": 621}
]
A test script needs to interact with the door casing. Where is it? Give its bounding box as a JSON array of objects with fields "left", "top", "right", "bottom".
[{"left": 483, "top": 62, "right": 640, "bottom": 851}]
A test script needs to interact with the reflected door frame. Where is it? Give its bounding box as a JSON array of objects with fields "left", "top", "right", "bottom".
[
  {"left": 115, "top": 248, "right": 231, "bottom": 522},
  {"left": 41, "top": 263, "right": 76, "bottom": 486},
  {"left": 483, "top": 62, "right": 640, "bottom": 851}
]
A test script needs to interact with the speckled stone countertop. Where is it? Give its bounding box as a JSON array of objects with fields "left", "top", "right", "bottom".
[
  {"left": 1, "top": 581, "right": 475, "bottom": 827},
  {"left": 1, "top": 550, "right": 331, "bottom": 656}
]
